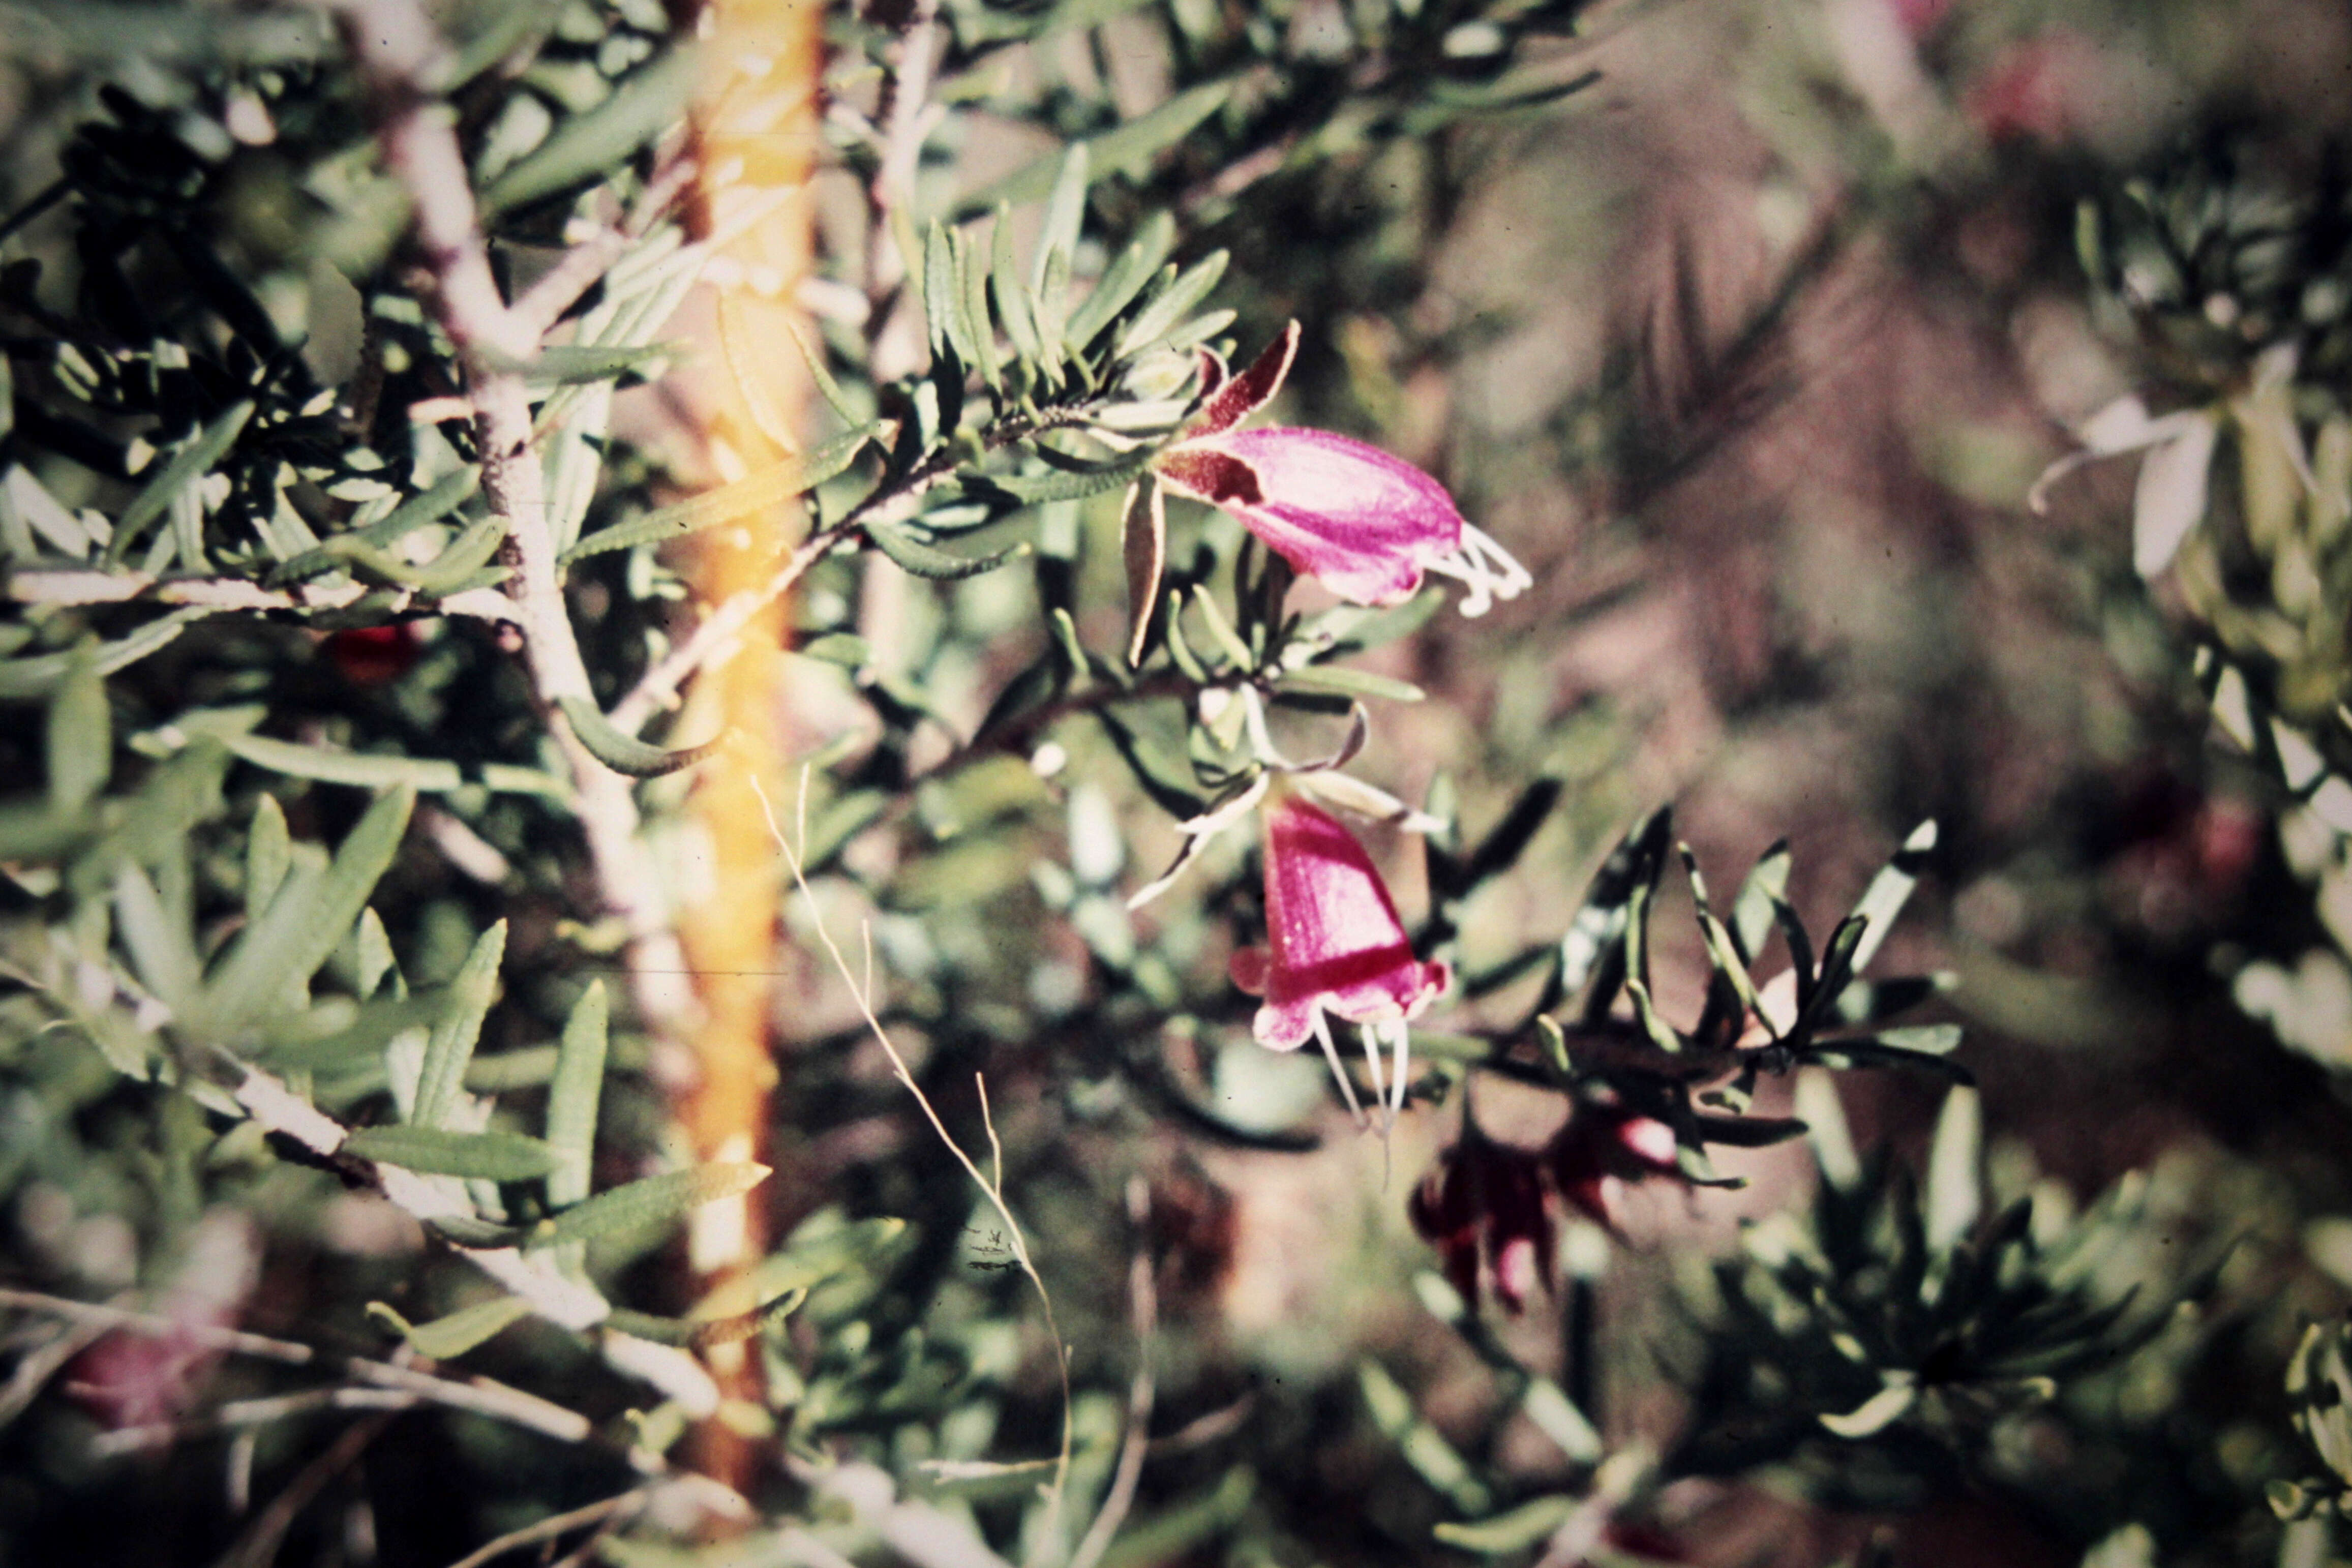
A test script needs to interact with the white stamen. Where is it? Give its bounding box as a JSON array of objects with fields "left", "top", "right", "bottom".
[
  {"left": 1386, "top": 1019, "right": 1411, "bottom": 1116},
  {"left": 1312, "top": 1010, "right": 1366, "bottom": 1126},
  {"left": 1359, "top": 1018, "right": 1390, "bottom": 1130},
  {"left": 1424, "top": 522, "right": 1532, "bottom": 618}
]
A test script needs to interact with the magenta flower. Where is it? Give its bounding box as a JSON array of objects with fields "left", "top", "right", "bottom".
[
  {"left": 1153, "top": 322, "right": 1530, "bottom": 616},
  {"left": 1229, "top": 790, "right": 1451, "bottom": 1119}
]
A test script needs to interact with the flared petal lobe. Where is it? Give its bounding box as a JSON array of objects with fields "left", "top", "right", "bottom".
[
  {"left": 1163, "top": 427, "right": 1467, "bottom": 607},
  {"left": 1228, "top": 795, "right": 1450, "bottom": 1050}
]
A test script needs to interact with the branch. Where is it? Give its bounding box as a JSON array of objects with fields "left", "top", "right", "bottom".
[{"left": 325, "top": 0, "right": 699, "bottom": 1049}]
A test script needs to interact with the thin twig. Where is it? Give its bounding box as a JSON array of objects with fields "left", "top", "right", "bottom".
[
  {"left": 444, "top": 1488, "right": 651, "bottom": 1568},
  {"left": 608, "top": 520, "right": 857, "bottom": 736},
  {"left": 0, "top": 1285, "right": 595, "bottom": 1452},
  {"left": 349, "top": 1356, "right": 592, "bottom": 1442},
  {"left": 215, "top": 1409, "right": 395, "bottom": 1568},
  {"left": 92, "top": 1388, "right": 418, "bottom": 1458},
  {"left": 749, "top": 771, "right": 1074, "bottom": 1535},
  {"left": 0, "top": 1287, "right": 314, "bottom": 1365},
  {"left": 0, "top": 1315, "right": 107, "bottom": 1427}
]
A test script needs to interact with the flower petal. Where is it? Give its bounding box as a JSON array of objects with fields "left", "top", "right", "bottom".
[
  {"left": 1188, "top": 320, "right": 1299, "bottom": 437},
  {"left": 1253, "top": 794, "right": 1449, "bottom": 1029},
  {"left": 1155, "top": 445, "right": 1266, "bottom": 508},
  {"left": 1188, "top": 427, "right": 1466, "bottom": 606}
]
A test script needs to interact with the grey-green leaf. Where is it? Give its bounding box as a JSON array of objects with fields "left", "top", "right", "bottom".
[
  {"left": 531, "top": 1162, "right": 771, "bottom": 1249},
  {"left": 410, "top": 919, "right": 506, "bottom": 1129},
  {"left": 546, "top": 980, "right": 608, "bottom": 1208},
  {"left": 1845, "top": 820, "right": 1936, "bottom": 977},
  {"left": 560, "top": 426, "right": 876, "bottom": 563},
  {"left": 345, "top": 1124, "right": 557, "bottom": 1181},
  {"left": 367, "top": 1293, "right": 535, "bottom": 1359},
  {"left": 481, "top": 47, "right": 699, "bottom": 217},
  {"left": 198, "top": 787, "right": 415, "bottom": 1031},
  {"left": 1065, "top": 210, "right": 1174, "bottom": 350},
  {"left": 246, "top": 794, "right": 291, "bottom": 924},
  {"left": 557, "top": 696, "right": 725, "bottom": 778},
  {"left": 46, "top": 642, "right": 109, "bottom": 811},
  {"left": 107, "top": 401, "right": 253, "bottom": 566},
  {"left": 1031, "top": 142, "right": 1090, "bottom": 298},
  {"left": 864, "top": 519, "right": 1030, "bottom": 580}
]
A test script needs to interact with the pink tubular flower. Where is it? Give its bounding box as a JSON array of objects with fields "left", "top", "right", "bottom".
[
  {"left": 1229, "top": 790, "right": 1450, "bottom": 1119},
  {"left": 1153, "top": 322, "right": 1530, "bottom": 616}
]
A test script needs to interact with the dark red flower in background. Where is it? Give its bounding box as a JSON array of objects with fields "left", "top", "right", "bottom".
[
  {"left": 323, "top": 623, "right": 422, "bottom": 685},
  {"left": 1548, "top": 1105, "right": 1685, "bottom": 1231},
  {"left": 1408, "top": 1135, "right": 1554, "bottom": 1313}
]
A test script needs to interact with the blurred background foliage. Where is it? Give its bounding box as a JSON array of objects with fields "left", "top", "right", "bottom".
[{"left": 8, "top": 0, "right": 2352, "bottom": 1566}]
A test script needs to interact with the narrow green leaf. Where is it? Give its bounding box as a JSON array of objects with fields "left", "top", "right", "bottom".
[
  {"left": 1034, "top": 244, "right": 1073, "bottom": 372},
  {"left": 1432, "top": 1497, "right": 1578, "bottom": 1556},
  {"left": 1457, "top": 778, "right": 1563, "bottom": 891},
  {"left": 1923, "top": 1084, "right": 1982, "bottom": 1253},
  {"left": 346, "top": 1124, "right": 556, "bottom": 1181},
  {"left": 1558, "top": 806, "right": 1672, "bottom": 1007},
  {"left": 989, "top": 205, "right": 1040, "bottom": 361},
  {"left": 557, "top": 696, "right": 724, "bottom": 778},
  {"left": 270, "top": 467, "right": 483, "bottom": 585},
  {"left": 1087, "top": 81, "right": 1229, "bottom": 180},
  {"left": 864, "top": 519, "right": 1029, "bottom": 579},
  {"left": 1096, "top": 709, "right": 1205, "bottom": 819},
  {"left": 1278, "top": 664, "right": 1424, "bottom": 703},
  {"left": 956, "top": 225, "right": 998, "bottom": 388},
  {"left": 1065, "top": 210, "right": 1174, "bottom": 350},
  {"left": 562, "top": 429, "right": 876, "bottom": 564},
  {"left": 783, "top": 319, "right": 860, "bottom": 427},
  {"left": 482, "top": 47, "right": 699, "bottom": 216},
  {"left": 1031, "top": 143, "right": 1090, "bottom": 298},
  {"left": 45, "top": 642, "right": 108, "bottom": 811},
  {"left": 216, "top": 731, "right": 465, "bottom": 792},
  {"left": 546, "top": 980, "right": 608, "bottom": 1208},
  {"left": 199, "top": 787, "right": 414, "bottom": 1030},
  {"left": 367, "top": 1293, "right": 535, "bottom": 1359},
  {"left": 923, "top": 220, "right": 958, "bottom": 358},
  {"left": 516, "top": 341, "right": 681, "bottom": 386},
  {"left": 0, "top": 609, "right": 212, "bottom": 701},
  {"left": 411, "top": 919, "right": 506, "bottom": 1128},
  {"left": 963, "top": 83, "right": 1228, "bottom": 220},
  {"left": 1845, "top": 820, "right": 1936, "bottom": 977},
  {"left": 355, "top": 907, "right": 397, "bottom": 1001},
  {"left": 1114, "top": 251, "right": 1229, "bottom": 358},
  {"left": 1122, "top": 476, "right": 1164, "bottom": 668},
  {"left": 532, "top": 1162, "right": 771, "bottom": 1249},
  {"left": 246, "top": 794, "right": 291, "bottom": 925},
  {"left": 1872, "top": 1022, "right": 1964, "bottom": 1056},
  {"left": 970, "top": 453, "right": 1151, "bottom": 505},
  {"left": 1305, "top": 588, "right": 1444, "bottom": 664},
  {"left": 1731, "top": 839, "right": 1790, "bottom": 966},
  {"left": 1798, "top": 913, "right": 1869, "bottom": 1032},
  {"left": 1820, "top": 1379, "right": 1917, "bottom": 1439},
  {"left": 106, "top": 401, "right": 253, "bottom": 565},
  {"left": 114, "top": 863, "right": 199, "bottom": 1011},
  {"left": 1188, "top": 585, "right": 1255, "bottom": 671},
  {"left": 1624, "top": 976, "right": 1682, "bottom": 1054},
  {"left": 695, "top": 1217, "right": 909, "bottom": 1319},
  {"left": 1358, "top": 1361, "right": 1491, "bottom": 1515}
]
